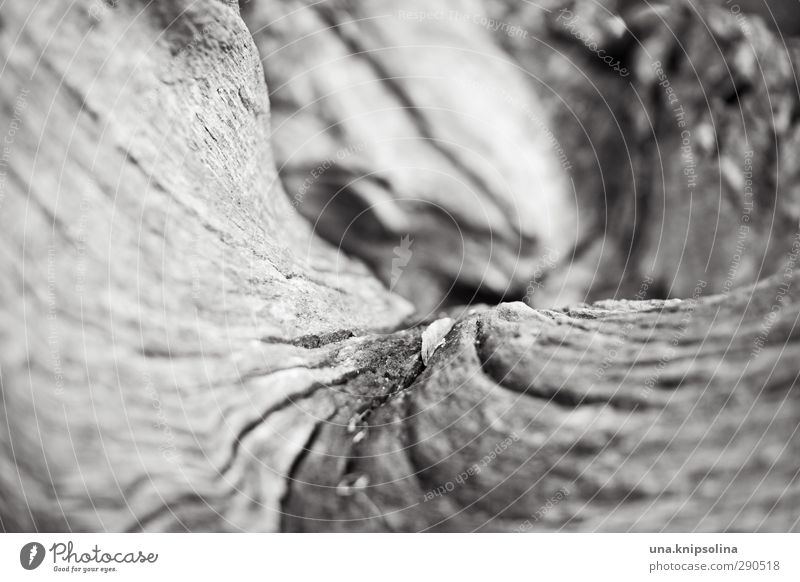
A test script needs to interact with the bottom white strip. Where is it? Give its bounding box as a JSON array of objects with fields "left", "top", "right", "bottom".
[{"left": 1, "top": 533, "right": 798, "bottom": 581}]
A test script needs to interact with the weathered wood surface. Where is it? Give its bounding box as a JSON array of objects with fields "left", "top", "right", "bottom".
[
  {"left": 244, "top": 0, "right": 579, "bottom": 313},
  {"left": 249, "top": 0, "right": 800, "bottom": 311},
  {"left": 0, "top": 0, "right": 798, "bottom": 532}
]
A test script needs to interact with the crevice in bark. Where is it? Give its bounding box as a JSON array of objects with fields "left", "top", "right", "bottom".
[{"left": 277, "top": 410, "right": 332, "bottom": 532}]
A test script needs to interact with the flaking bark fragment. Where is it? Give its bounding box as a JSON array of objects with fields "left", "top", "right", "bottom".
[{"left": 421, "top": 318, "right": 455, "bottom": 366}]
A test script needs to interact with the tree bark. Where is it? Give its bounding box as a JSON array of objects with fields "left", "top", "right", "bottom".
[{"left": 0, "top": 0, "right": 798, "bottom": 532}]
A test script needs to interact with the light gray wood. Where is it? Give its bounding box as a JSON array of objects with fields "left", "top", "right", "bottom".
[{"left": 0, "top": 0, "right": 797, "bottom": 532}]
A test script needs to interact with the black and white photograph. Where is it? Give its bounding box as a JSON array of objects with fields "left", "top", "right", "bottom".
[{"left": 0, "top": 0, "right": 799, "bottom": 578}]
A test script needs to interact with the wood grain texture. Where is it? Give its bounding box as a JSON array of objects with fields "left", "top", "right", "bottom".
[
  {"left": 282, "top": 272, "right": 800, "bottom": 531},
  {"left": 0, "top": 0, "right": 409, "bottom": 532},
  {"left": 244, "top": 0, "right": 578, "bottom": 313},
  {"left": 0, "top": 0, "right": 797, "bottom": 532}
]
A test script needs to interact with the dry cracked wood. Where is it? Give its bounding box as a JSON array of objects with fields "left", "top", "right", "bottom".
[
  {"left": 0, "top": 0, "right": 410, "bottom": 531},
  {"left": 284, "top": 271, "right": 800, "bottom": 532},
  {"left": 0, "top": 0, "right": 797, "bottom": 532}
]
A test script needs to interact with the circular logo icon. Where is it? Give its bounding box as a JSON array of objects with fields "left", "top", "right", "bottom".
[{"left": 20, "top": 542, "right": 45, "bottom": 570}]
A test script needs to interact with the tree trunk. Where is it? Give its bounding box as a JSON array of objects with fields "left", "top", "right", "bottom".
[{"left": 0, "top": 0, "right": 798, "bottom": 532}]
